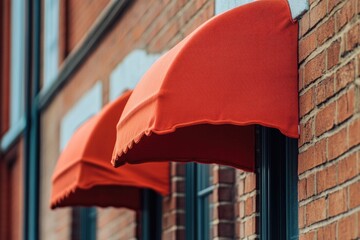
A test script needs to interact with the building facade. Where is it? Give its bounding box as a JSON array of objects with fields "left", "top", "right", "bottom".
[{"left": 0, "top": 0, "right": 359, "bottom": 240}]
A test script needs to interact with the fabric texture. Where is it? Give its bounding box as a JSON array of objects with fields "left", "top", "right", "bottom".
[
  {"left": 51, "top": 91, "right": 170, "bottom": 210},
  {"left": 112, "top": 0, "right": 299, "bottom": 171}
]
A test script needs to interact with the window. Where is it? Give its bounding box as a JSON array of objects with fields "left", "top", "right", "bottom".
[
  {"left": 43, "top": 0, "right": 59, "bottom": 86},
  {"left": 258, "top": 127, "right": 298, "bottom": 240},
  {"left": 1, "top": 0, "right": 26, "bottom": 151},
  {"left": 71, "top": 207, "right": 97, "bottom": 240},
  {"left": 140, "top": 190, "right": 162, "bottom": 240},
  {"left": 185, "top": 163, "right": 214, "bottom": 240}
]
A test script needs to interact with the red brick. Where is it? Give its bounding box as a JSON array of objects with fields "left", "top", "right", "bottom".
[
  {"left": 237, "top": 179, "right": 244, "bottom": 195},
  {"left": 171, "top": 162, "right": 185, "bottom": 176},
  {"left": 244, "top": 174, "right": 256, "bottom": 193},
  {"left": 349, "top": 181, "right": 360, "bottom": 208},
  {"left": 328, "top": 0, "right": 341, "bottom": 13},
  {"left": 299, "top": 32, "right": 318, "bottom": 62},
  {"left": 317, "top": 222, "right": 336, "bottom": 240},
  {"left": 67, "top": 0, "right": 112, "bottom": 52},
  {"left": 300, "top": 87, "right": 315, "bottom": 117},
  {"left": 306, "top": 197, "right": 326, "bottom": 225},
  {"left": 300, "top": 12, "right": 310, "bottom": 37},
  {"left": 358, "top": 54, "right": 360, "bottom": 77},
  {"left": 216, "top": 186, "right": 233, "bottom": 202},
  {"left": 328, "top": 127, "right": 348, "bottom": 160},
  {"left": 183, "top": 2, "right": 214, "bottom": 37},
  {"left": 218, "top": 204, "right": 234, "bottom": 220},
  {"left": 299, "top": 178, "right": 307, "bottom": 201},
  {"left": 244, "top": 216, "right": 257, "bottom": 237},
  {"left": 336, "top": 61, "right": 355, "bottom": 90},
  {"left": 315, "top": 136, "right": 328, "bottom": 163},
  {"left": 336, "top": 0, "right": 357, "bottom": 30},
  {"left": 338, "top": 213, "right": 358, "bottom": 239},
  {"left": 245, "top": 196, "right": 254, "bottom": 216},
  {"left": 337, "top": 87, "right": 355, "bottom": 123},
  {"left": 346, "top": 23, "right": 360, "bottom": 52},
  {"left": 299, "top": 147, "right": 314, "bottom": 174},
  {"left": 315, "top": 101, "right": 336, "bottom": 136},
  {"left": 338, "top": 153, "right": 357, "bottom": 184},
  {"left": 329, "top": 188, "right": 347, "bottom": 216},
  {"left": 217, "top": 222, "right": 234, "bottom": 238},
  {"left": 327, "top": 40, "right": 340, "bottom": 70},
  {"left": 316, "top": 75, "right": 334, "bottom": 105},
  {"left": 299, "top": 139, "right": 327, "bottom": 174},
  {"left": 349, "top": 118, "right": 360, "bottom": 147},
  {"left": 149, "top": 20, "right": 180, "bottom": 52},
  {"left": 239, "top": 201, "right": 245, "bottom": 218},
  {"left": 317, "top": 17, "right": 335, "bottom": 45},
  {"left": 317, "top": 163, "right": 337, "bottom": 193},
  {"left": 299, "top": 231, "right": 316, "bottom": 240},
  {"left": 215, "top": 167, "right": 235, "bottom": 184},
  {"left": 307, "top": 174, "right": 316, "bottom": 197},
  {"left": 299, "top": 206, "right": 305, "bottom": 228},
  {"left": 304, "top": 52, "right": 326, "bottom": 86},
  {"left": 299, "top": 66, "right": 304, "bottom": 90},
  {"left": 310, "top": 0, "right": 327, "bottom": 28},
  {"left": 299, "top": 118, "right": 314, "bottom": 146}
]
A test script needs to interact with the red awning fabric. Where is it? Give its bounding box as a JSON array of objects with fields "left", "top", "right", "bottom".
[
  {"left": 51, "top": 91, "right": 170, "bottom": 210},
  {"left": 112, "top": 0, "right": 299, "bottom": 171}
]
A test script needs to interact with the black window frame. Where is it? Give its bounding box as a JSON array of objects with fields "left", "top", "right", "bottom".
[
  {"left": 258, "top": 126, "right": 298, "bottom": 240},
  {"left": 141, "top": 189, "right": 162, "bottom": 240},
  {"left": 185, "top": 163, "right": 214, "bottom": 240},
  {"left": 71, "top": 207, "right": 97, "bottom": 240}
]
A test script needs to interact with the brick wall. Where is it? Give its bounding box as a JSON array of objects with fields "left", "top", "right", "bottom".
[
  {"left": 0, "top": 0, "right": 10, "bottom": 136},
  {"left": 212, "top": 166, "right": 236, "bottom": 239},
  {"left": 97, "top": 208, "right": 137, "bottom": 240},
  {"left": 162, "top": 163, "right": 186, "bottom": 239},
  {"left": 298, "top": 0, "right": 360, "bottom": 239},
  {"left": 235, "top": 170, "right": 258, "bottom": 239},
  {"left": 42, "top": 1, "right": 219, "bottom": 239},
  {"left": 0, "top": 140, "right": 24, "bottom": 240},
  {"left": 58, "top": 0, "right": 111, "bottom": 62},
  {"left": 40, "top": 0, "right": 360, "bottom": 239}
]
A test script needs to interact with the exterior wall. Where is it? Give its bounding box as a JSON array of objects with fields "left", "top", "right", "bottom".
[
  {"left": 59, "top": 0, "right": 111, "bottom": 58},
  {"left": 235, "top": 170, "right": 258, "bottom": 239},
  {"left": 41, "top": 1, "right": 217, "bottom": 239},
  {"left": 162, "top": 163, "right": 186, "bottom": 239},
  {"left": 0, "top": 0, "right": 10, "bottom": 135},
  {"left": 1, "top": 0, "right": 358, "bottom": 240},
  {"left": 0, "top": 140, "right": 24, "bottom": 240},
  {"left": 0, "top": 1, "right": 24, "bottom": 240},
  {"left": 298, "top": 0, "right": 360, "bottom": 239}
]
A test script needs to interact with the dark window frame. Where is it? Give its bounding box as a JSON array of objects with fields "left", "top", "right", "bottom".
[
  {"left": 141, "top": 189, "right": 162, "bottom": 240},
  {"left": 258, "top": 126, "right": 298, "bottom": 240},
  {"left": 185, "top": 163, "right": 214, "bottom": 240},
  {"left": 71, "top": 207, "right": 97, "bottom": 240}
]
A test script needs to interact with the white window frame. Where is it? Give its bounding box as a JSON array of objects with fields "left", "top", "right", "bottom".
[{"left": 60, "top": 82, "right": 102, "bottom": 150}]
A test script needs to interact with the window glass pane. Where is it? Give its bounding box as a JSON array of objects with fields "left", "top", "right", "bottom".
[
  {"left": 43, "top": 0, "right": 59, "bottom": 86},
  {"left": 71, "top": 207, "right": 97, "bottom": 240},
  {"left": 10, "top": 0, "right": 25, "bottom": 126},
  {"left": 185, "top": 163, "right": 213, "bottom": 240}
]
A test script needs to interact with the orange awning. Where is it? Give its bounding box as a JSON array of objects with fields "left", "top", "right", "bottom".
[
  {"left": 112, "top": 0, "right": 298, "bottom": 171},
  {"left": 51, "top": 91, "right": 169, "bottom": 210}
]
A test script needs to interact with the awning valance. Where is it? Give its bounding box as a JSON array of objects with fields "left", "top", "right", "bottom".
[
  {"left": 51, "top": 91, "right": 169, "bottom": 210},
  {"left": 112, "top": 0, "right": 298, "bottom": 170}
]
